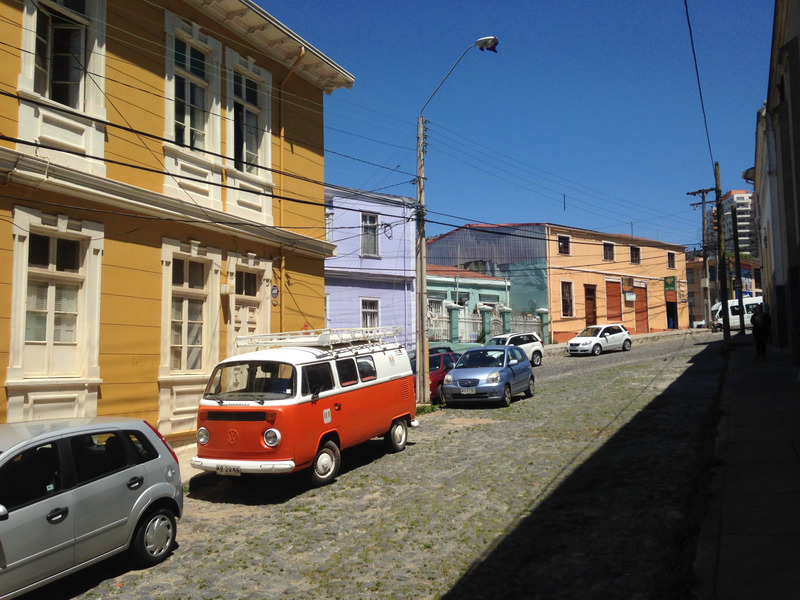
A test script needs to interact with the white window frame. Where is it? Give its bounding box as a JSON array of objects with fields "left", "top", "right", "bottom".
[
  {"left": 163, "top": 11, "right": 223, "bottom": 211},
  {"left": 17, "top": 0, "right": 107, "bottom": 176},
  {"left": 667, "top": 251, "right": 676, "bottom": 269},
  {"left": 560, "top": 280, "right": 575, "bottom": 318},
  {"left": 223, "top": 48, "right": 274, "bottom": 225},
  {"left": 602, "top": 241, "right": 615, "bottom": 262},
  {"left": 361, "top": 297, "right": 380, "bottom": 328},
  {"left": 361, "top": 213, "right": 380, "bottom": 257},
  {"left": 557, "top": 234, "right": 571, "bottom": 256},
  {"left": 158, "top": 238, "right": 221, "bottom": 435},
  {"left": 6, "top": 206, "right": 104, "bottom": 421},
  {"left": 223, "top": 252, "right": 272, "bottom": 355}
]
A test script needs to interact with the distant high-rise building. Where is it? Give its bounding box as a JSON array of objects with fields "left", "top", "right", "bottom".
[{"left": 705, "top": 191, "right": 758, "bottom": 258}]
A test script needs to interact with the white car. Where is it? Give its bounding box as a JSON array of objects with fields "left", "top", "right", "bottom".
[
  {"left": 486, "top": 332, "right": 544, "bottom": 367},
  {"left": 567, "top": 324, "right": 632, "bottom": 356}
]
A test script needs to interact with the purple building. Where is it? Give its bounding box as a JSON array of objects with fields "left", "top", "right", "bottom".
[{"left": 324, "top": 187, "right": 416, "bottom": 349}]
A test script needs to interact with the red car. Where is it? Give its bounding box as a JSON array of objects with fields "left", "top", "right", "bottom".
[{"left": 413, "top": 352, "right": 461, "bottom": 402}]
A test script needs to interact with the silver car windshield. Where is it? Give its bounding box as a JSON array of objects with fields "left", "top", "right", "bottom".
[{"left": 204, "top": 361, "right": 296, "bottom": 402}]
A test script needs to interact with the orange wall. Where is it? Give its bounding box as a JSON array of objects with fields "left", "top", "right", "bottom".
[{"left": 546, "top": 227, "right": 687, "bottom": 343}]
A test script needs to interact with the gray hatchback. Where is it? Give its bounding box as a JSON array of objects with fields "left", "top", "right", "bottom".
[{"left": 0, "top": 417, "right": 183, "bottom": 600}]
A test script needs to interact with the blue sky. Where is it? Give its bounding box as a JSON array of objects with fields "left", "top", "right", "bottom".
[{"left": 260, "top": 1, "right": 774, "bottom": 250}]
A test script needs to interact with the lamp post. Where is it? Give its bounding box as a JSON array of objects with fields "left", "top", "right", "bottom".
[{"left": 415, "top": 36, "right": 498, "bottom": 405}]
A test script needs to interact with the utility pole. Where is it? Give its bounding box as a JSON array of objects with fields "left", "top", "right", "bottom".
[
  {"left": 715, "top": 163, "right": 731, "bottom": 347},
  {"left": 688, "top": 187, "right": 715, "bottom": 329}
]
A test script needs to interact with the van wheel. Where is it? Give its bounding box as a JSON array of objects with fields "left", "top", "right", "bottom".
[
  {"left": 385, "top": 419, "right": 408, "bottom": 453},
  {"left": 130, "top": 507, "right": 176, "bottom": 567},
  {"left": 622, "top": 339, "right": 632, "bottom": 351},
  {"left": 591, "top": 344, "right": 602, "bottom": 356},
  {"left": 309, "top": 440, "right": 340, "bottom": 487}
]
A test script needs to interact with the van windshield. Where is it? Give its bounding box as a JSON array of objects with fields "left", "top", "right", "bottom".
[{"left": 204, "top": 361, "right": 296, "bottom": 401}]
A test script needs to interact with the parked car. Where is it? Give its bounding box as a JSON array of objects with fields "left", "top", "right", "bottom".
[
  {"left": 442, "top": 346, "right": 535, "bottom": 407},
  {"left": 486, "top": 332, "right": 544, "bottom": 367},
  {"left": 412, "top": 351, "right": 461, "bottom": 402},
  {"left": 0, "top": 417, "right": 183, "bottom": 600},
  {"left": 567, "top": 324, "right": 632, "bottom": 356}
]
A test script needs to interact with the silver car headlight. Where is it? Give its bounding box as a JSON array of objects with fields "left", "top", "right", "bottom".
[
  {"left": 443, "top": 373, "right": 453, "bottom": 384},
  {"left": 487, "top": 372, "right": 501, "bottom": 383},
  {"left": 263, "top": 428, "right": 281, "bottom": 448},
  {"left": 196, "top": 427, "right": 209, "bottom": 445}
]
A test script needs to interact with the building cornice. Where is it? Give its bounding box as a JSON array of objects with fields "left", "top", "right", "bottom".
[
  {"left": 0, "top": 147, "right": 336, "bottom": 259},
  {"left": 181, "top": 0, "right": 354, "bottom": 95}
]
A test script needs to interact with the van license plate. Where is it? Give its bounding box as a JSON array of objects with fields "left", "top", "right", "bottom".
[
  {"left": 460, "top": 388, "right": 476, "bottom": 395},
  {"left": 217, "top": 465, "right": 241, "bottom": 476}
]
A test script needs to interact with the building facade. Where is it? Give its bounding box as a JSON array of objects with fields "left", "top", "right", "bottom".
[
  {"left": 427, "top": 223, "right": 687, "bottom": 344},
  {"left": 753, "top": 0, "right": 800, "bottom": 363},
  {"left": 0, "top": 0, "right": 353, "bottom": 435},
  {"left": 323, "top": 187, "right": 416, "bottom": 348}
]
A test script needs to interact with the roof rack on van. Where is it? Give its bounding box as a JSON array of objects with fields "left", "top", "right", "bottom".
[{"left": 235, "top": 326, "right": 403, "bottom": 349}]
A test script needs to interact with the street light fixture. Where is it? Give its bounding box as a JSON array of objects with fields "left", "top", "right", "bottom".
[{"left": 415, "top": 36, "right": 498, "bottom": 405}]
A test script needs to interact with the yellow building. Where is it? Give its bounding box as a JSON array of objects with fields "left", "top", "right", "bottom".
[
  {"left": 547, "top": 225, "right": 688, "bottom": 343},
  {"left": 0, "top": 0, "right": 353, "bottom": 439}
]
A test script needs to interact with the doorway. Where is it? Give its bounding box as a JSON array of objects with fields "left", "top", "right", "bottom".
[{"left": 585, "top": 285, "right": 597, "bottom": 326}]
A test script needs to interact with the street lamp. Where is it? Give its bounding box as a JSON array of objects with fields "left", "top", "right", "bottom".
[{"left": 415, "top": 36, "right": 498, "bottom": 405}]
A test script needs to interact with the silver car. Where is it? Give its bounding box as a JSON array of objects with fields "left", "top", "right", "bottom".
[{"left": 0, "top": 418, "right": 183, "bottom": 600}]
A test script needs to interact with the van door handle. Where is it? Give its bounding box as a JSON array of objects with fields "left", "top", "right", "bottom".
[
  {"left": 334, "top": 403, "right": 342, "bottom": 411},
  {"left": 46, "top": 507, "right": 69, "bottom": 524},
  {"left": 127, "top": 476, "right": 144, "bottom": 490}
]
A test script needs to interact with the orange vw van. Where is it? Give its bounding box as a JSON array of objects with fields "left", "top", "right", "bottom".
[{"left": 191, "top": 327, "right": 417, "bottom": 486}]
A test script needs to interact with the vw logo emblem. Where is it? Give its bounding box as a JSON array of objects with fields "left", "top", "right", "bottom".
[{"left": 226, "top": 429, "right": 239, "bottom": 445}]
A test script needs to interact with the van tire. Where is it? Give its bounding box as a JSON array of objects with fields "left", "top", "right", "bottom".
[
  {"left": 385, "top": 419, "right": 408, "bottom": 453},
  {"left": 309, "top": 440, "right": 340, "bottom": 487}
]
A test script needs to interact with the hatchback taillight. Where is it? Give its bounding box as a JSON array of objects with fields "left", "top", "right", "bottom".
[{"left": 145, "top": 420, "right": 179, "bottom": 464}]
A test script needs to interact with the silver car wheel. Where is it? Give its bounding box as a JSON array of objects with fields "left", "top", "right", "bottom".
[{"left": 144, "top": 514, "right": 174, "bottom": 558}]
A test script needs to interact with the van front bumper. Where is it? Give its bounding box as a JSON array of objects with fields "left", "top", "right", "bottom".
[{"left": 190, "top": 456, "right": 296, "bottom": 474}]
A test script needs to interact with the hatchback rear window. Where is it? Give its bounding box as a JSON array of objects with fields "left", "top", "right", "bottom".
[{"left": 126, "top": 430, "right": 159, "bottom": 463}]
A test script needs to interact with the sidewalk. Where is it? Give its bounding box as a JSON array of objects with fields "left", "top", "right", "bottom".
[{"left": 693, "top": 334, "right": 800, "bottom": 599}]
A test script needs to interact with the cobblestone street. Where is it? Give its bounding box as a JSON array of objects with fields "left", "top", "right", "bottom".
[{"left": 30, "top": 331, "right": 724, "bottom": 600}]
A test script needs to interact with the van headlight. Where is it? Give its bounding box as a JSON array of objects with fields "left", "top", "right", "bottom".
[
  {"left": 263, "top": 428, "right": 281, "bottom": 447},
  {"left": 197, "top": 427, "right": 209, "bottom": 445}
]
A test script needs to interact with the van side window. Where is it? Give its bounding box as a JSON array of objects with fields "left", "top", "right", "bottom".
[
  {"left": 336, "top": 359, "right": 359, "bottom": 387},
  {"left": 357, "top": 356, "right": 377, "bottom": 381},
  {"left": 302, "top": 363, "right": 335, "bottom": 396}
]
